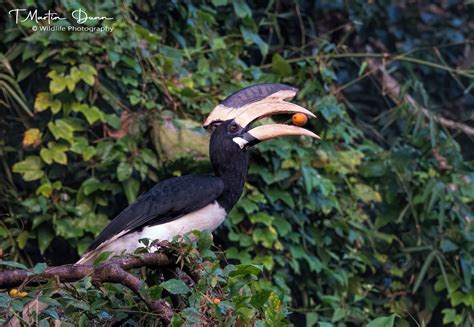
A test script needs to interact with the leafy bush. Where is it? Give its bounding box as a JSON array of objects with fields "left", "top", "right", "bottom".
[
  {"left": 0, "top": 233, "right": 286, "bottom": 325},
  {"left": 0, "top": 0, "right": 473, "bottom": 325}
]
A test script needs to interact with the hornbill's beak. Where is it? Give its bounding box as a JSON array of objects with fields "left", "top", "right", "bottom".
[{"left": 204, "top": 83, "right": 320, "bottom": 149}]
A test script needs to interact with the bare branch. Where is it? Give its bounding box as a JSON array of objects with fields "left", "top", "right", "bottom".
[
  {"left": 0, "top": 253, "right": 171, "bottom": 287},
  {"left": 367, "top": 59, "right": 474, "bottom": 138}
]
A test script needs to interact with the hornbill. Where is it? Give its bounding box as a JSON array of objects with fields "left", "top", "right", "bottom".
[{"left": 78, "top": 83, "right": 319, "bottom": 264}]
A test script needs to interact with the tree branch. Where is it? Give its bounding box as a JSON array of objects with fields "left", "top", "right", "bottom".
[
  {"left": 0, "top": 253, "right": 174, "bottom": 323},
  {"left": 367, "top": 59, "right": 474, "bottom": 138}
]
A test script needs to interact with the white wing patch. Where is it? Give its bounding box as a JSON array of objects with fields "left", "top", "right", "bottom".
[{"left": 77, "top": 201, "right": 226, "bottom": 264}]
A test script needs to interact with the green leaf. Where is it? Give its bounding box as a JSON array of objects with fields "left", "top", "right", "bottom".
[
  {"left": 0, "top": 260, "right": 28, "bottom": 270},
  {"left": 17, "top": 230, "right": 29, "bottom": 249},
  {"left": 250, "top": 290, "right": 271, "bottom": 309},
  {"left": 272, "top": 216, "right": 292, "bottom": 236},
  {"left": 317, "top": 96, "right": 344, "bottom": 122},
  {"left": 65, "top": 77, "right": 76, "bottom": 93},
  {"left": 140, "top": 149, "right": 159, "bottom": 169},
  {"left": 47, "top": 70, "right": 67, "bottom": 94},
  {"left": 253, "top": 255, "right": 274, "bottom": 270},
  {"left": 38, "top": 296, "right": 61, "bottom": 307},
  {"left": 181, "top": 308, "right": 204, "bottom": 324},
  {"left": 79, "top": 64, "right": 97, "bottom": 86},
  {"left": 211, "top": 37, "right": 226, "bottom": 50},
  {"left": 54, "top": 218, "right": 84, "bottom": 239},
  {"left": 272, "top": 53, "right": 293, "bottom": 77},
  {"left": 440, "top": 239, "right": 458, "bottom": 252},
  {"left": 249, "top": 212, "right": 273, "bottom": 226},
  {"left": 366, "top": 314, "right": 398, "bottom": 327},
  {"left": 332, "top": 308, "right": 346, "bottom": 322},
  {"left": 233, "top": 0, "right": 251, "bottom": 18},
  {"left": 316, "top": 319, "right": 330, "bottom": 327},
  {"left": 22, "top": 45, "right": 39, "bottom": 61},
  {"left": 240, "top": 27, "right": 268, "bottom": 56},
  {"left": 71, "top": 137, "right": 96, "bottom": 160},
  {"left": 40, "top": 148, "right": 53, "bottom": 165},
  {"left": 85, "top": 106, "right": 104, "bottom": 124},
  {"left": 40, "top": 142, "right": 68, "bottom": 165},
  {"left": 12, "top": 156, "right": 42, "bottom": 173},
  {"left": 129, "top": 94, "right": 141, "bottom": 105},
  {"left": 239, "top": 198, "right": 258, "bottom": 214},
  {"left": 353, "top": 184, "right": 382, "bottom": 203},
  {"left": 37, "top": 225, "right": 54, "bottom": 254},
  {"left": 32, "top": 262, "right": 47, "bottom": 274},
  {"left": 265, "top": 189, "right": 295, "bottom": 208},
  {"left": 148, "top": 285, "right": 163, "bottom": 300},
  {"left": 358, "top": 61, "right": 368, "bottom": 76},
  {"left": 34, "top": 92, "right": 61, "bottom": 114},
  {"left": 160, "top": 279, "right": 190, "bottom": 295},
  {"left": 73, "top": 103, "right": 104, "bottom": 125},
  {"left": 36, "top": 183, "right": 53, "bottom": 197},
  {"left": 449, "top": 290, "right": 466, "bottom": 307},
  {"left": 17, "top": 65, "right": 36, "bottom": 82},
  {"left": 48, "top": 120, "right": 75, "bottom": 143},
  {"left": 360, "top": 161, "right": 386, "bottom": 177},
  {"left": 105, "top": 114, "right": 121, "bottom": 129},
  {"left": 117, "top": 162, "right": 133, "bottom": 182},
  {"left": 70, "top": 66, "right": 82, "bottom": 83},
  {"left": 301, "top": 165, "right": 317, "bottom": 194},
  {"left": 44, "top": 142, "right": 68, "bottom": 165},
  {"left": 413, "top": 251, "right": 436, "bottom": 293},
  {"left": 319, "top": 65, "right": 337, "bottom": 82},
  {"left": 82, "top": 146, "right": 96, "bottom": 161},
  {"left": 93, "top": 252, "right": 113, "bottom": 265},
  {"left": 123, "top": 178, "right": 140, "bottom": 204},
  {"left": 253, "top": 228, "right": 276, "bottom": 248},
  {"left": 212, "top": 0, "right": 228, "bottom": 5},
  {"left": 11, "top": 299, "right": 24, "bottom": 312},
  {"left": 12, "top": 156, "right": 44, "bottom": 181},
  {"left": 229, "top": 264, "right": 262, "bottom": 277},
  {"left": 82, "top": 177, "right": 102, "bottom": 196}
]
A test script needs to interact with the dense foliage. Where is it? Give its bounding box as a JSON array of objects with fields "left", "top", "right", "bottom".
[{"left": 0, "top": 0, "right": 473, "bottom": 325}]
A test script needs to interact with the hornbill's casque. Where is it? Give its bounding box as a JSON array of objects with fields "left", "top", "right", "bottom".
[{"left": 78, "top": 83, "right": 319, "bottom": 264}]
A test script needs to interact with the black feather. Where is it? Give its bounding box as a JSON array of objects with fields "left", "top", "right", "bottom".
[{"left": 85, "top": 175, "right": 224, "bottom": 252}]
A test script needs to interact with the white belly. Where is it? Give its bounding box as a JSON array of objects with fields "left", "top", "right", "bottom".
[{"left": 100, "top": 201, "right": 226, "bottom": 255}]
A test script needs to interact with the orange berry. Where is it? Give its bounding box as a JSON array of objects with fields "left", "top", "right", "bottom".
[
  {"left": 212, "top": 298, "right": 221, "bottom": 304},
  {"left": 292, "top": 113, "right": 308, "bottom": 126}
]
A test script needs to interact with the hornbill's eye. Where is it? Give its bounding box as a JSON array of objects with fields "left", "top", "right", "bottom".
[{"left": 228, "top": 123, "right": 239, "bottom": 134}]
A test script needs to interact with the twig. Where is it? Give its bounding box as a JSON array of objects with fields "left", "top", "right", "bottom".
[
  {"left": 259, "top": 49, "right": 474, "bottom": 79},
  {"left": 366, "top": 59, "right": 474, "bottom": 138}
]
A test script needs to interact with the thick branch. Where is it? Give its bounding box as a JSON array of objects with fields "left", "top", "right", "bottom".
[
  {"left": 367, "top": 59, "right": 474, "bottom": 137},
  {"left": 0, "top": 253, "right": 171, "bottom": 287},
  {"left": 0, "top": 253, "right": 174, "bottom": 323}
]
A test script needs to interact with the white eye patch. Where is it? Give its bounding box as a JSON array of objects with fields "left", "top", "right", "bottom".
[{"left": 232, "top": 137, "right": 248, "bottom": 149}]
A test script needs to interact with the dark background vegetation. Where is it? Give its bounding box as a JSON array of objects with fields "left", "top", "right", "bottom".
[{"left": 0, "top": 0, "right": 473, "bottom": 325}]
